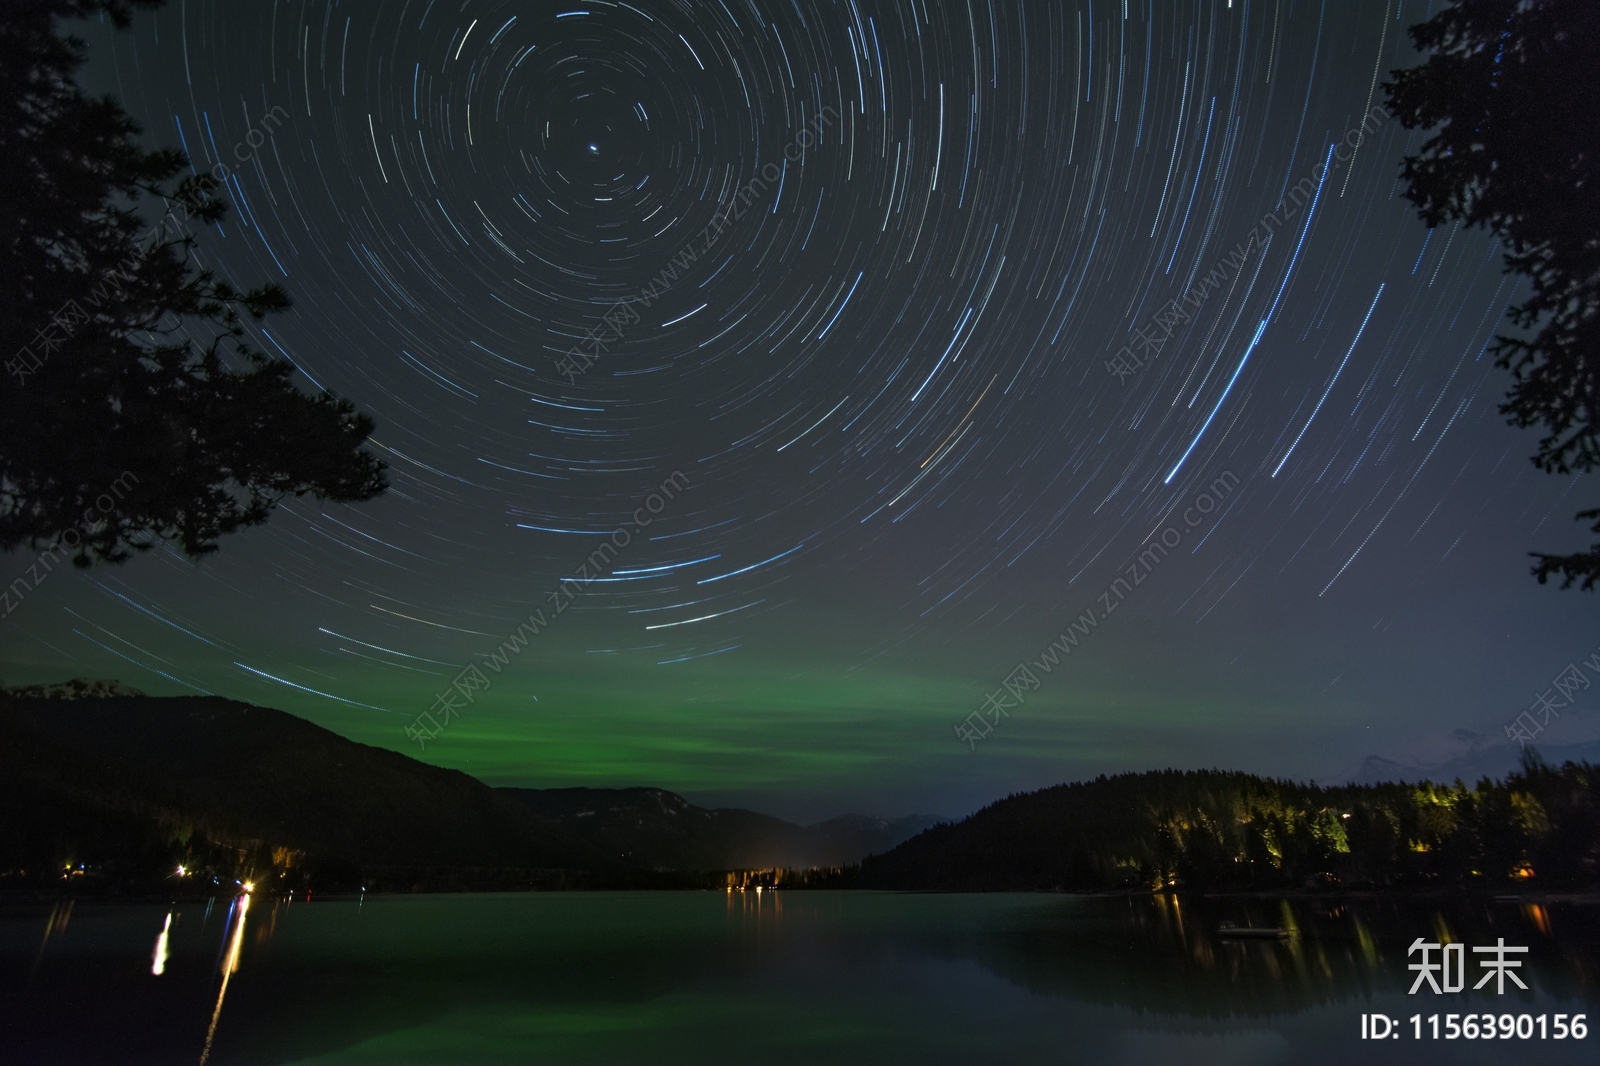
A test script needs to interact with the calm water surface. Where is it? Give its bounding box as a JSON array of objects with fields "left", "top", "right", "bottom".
[{"left": 2, "top": 891, "right": 1596, "bottom": 1064}]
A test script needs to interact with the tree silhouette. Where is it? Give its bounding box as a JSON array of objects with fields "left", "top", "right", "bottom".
[
  {"left": 1384, "top": 0, "right": 1600, "bottom": 588},
  {"left": 0, "top": 0, "right": 385, "bottom": 566}
]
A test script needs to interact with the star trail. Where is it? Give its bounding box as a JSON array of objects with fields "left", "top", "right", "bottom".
[{"left": 5, "top": 0, "right": 1596, "bottom": 821}]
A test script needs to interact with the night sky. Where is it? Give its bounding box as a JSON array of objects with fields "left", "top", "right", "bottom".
[{"left": 5, "top": 0, "right": 1597, "bottom": 823}]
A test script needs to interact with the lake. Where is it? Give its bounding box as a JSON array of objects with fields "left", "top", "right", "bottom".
[{"left": 3, "top": 891, "right": 1596, "bottom": 1064}]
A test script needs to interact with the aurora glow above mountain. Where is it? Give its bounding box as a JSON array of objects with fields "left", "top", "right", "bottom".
[{"left": 5, "top": 0, "right": 1596, "bottom": 823}]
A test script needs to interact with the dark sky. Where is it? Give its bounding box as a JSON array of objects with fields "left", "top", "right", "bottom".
[{"left": 5, "top": 0, "right": 1597, "bottom": 822}]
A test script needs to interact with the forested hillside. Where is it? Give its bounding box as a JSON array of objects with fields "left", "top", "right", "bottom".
[{"left": 859, "top": 756, "right": 1600, "bottom": 891}]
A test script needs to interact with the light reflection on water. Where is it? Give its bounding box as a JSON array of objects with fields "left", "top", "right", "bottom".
[
  {"left": 25, "top": 899, "right": 72, "bottom": 990},
  {"left": 197, "top": 894, "right": 250, "bottom": 1066},
  {"left": 0, "top": 891, "right": 1595, "bottom": 1065},
  {"left": 150, "top": 912, "right": 172, "bottom": 976}
]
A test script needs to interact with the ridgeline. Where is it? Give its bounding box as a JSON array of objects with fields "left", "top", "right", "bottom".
[
  {"left": 3, "top": 686, "right": 1595, "bottom": 896},
  {"left": 857, "top": 760, "right": 1600, "bottom": 892}
]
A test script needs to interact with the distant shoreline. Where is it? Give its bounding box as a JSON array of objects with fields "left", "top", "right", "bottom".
[{"left": 6, "top": 877, "right": 1593, "bottom": 896}]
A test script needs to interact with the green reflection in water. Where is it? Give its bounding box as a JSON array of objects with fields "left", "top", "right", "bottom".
[{"left": 1, "top": 891, "right": 1595, "bottom": 1066}]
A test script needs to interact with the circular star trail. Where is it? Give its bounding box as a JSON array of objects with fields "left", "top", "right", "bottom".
[{"left": 11, "top": 0, "right": 1594, "bottom": 808}]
